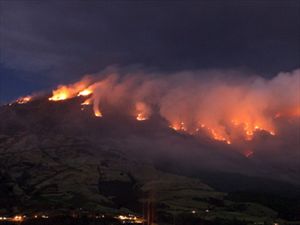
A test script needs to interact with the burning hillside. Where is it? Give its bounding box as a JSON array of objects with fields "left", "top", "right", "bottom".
[
  {"left": 1, "top": 69, "right": 300, "bottom": 222},
  {"left": 14, "top": 68, "right": 299, "bottom": 149}
]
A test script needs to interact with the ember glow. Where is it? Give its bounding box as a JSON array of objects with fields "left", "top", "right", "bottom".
[
  {"left": 93, "top": 98, "right": 102, "bottom": 117},
  {"left": 170, "top": 121, "right": 186, "bottom": 131},
  {"left": 15, "top": 96, "right": 32, "bottom": 104},
  {"left": 81, "top": 98, "right": 92, "bottom": 105},
  {"left": 135, "top": 102, "right": 150, "bottom": 121},
  {"left": 43, "top": 68, "right": 300, "bottom": 145},
  {"left": 206, "top": 127, "right": 231, "bottom": 145},
  {"left": 274, "top": 107, "right": 300, "bottom": 118},
  {"left": 136, "top": 113, "right": 147, "bottom": 121},
  {"left": 231, "top": 120, "right": 275, "bottom": 141},
  {"left": 244, "top": 150, "right": 254, "bottom": 158},
  {"left": 94, "top": 109, "right": 102, "bottom": 117},
  {"left": 78, "top": 89, "right": 93, "bottom": 97}
]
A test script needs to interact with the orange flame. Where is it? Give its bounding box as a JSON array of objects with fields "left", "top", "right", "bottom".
[
  {"left": 170, "top": 121, "right": 187, "bottom": 131},
  {"left": 135, "top": 102, "right": 150, "bottom": 121},
  {"left": 49, "top": 86, "right": 71, "bottom": 101},
  {"left": 94, "top": 108, "right": 102, "bottom": 117},
  {"left": 78, "top": 89, "right": 93, "bottom": 97},
  {"left": 49, "top": 78, "right": 92, "bottom": 101},
  {"left": 81, "top": 98, "right": 92, "bottom": 105},
  {"left": 207, "top": 127, "right": 231, "bottom": 144},
  {"left": 169, "top": 117, "right": 276, "bottom": 144},
  {"left": 44, "top": 69, "right": 299, "bottom": 145},
  {"left": 231, "top": 120, "right": 275, "bottom": 140},
  {"left": 199, "top": 124, "right": 231, "bottom": 144},
  {"left": 136, "top": 113, "right": 147, "bottom": 121},
  {"left": 170, "top": 120, "right": 232, "bottom": 144},
  {"left": 16, "top": 96, "right": 32, "bottom": 104},
  {"left": 93, "top": 98, "right": 102, "bottom": 117}
]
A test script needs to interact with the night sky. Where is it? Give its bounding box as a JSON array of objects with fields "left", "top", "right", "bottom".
[{"left": 0, "top": 1, "right": 299, "bottom": 103}]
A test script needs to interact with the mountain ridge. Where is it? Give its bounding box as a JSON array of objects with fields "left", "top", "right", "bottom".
[{"left": 0, "top": 95, "right": 299, "bottom": 223}]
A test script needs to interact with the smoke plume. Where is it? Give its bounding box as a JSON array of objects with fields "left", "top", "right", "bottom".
[{"left": 56, "top": 68, "right": 297, "bottom": 146}]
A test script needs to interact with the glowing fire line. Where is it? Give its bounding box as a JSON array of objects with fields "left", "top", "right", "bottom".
[
  {"left": 27, "top": 71, "right": 300, "bottom": 143},
  {"left": 15, "top": 96, "right": 32, "bottom": 104}
]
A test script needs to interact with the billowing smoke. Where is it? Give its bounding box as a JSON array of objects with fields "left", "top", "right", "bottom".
[{"left": 45, "top": 68, "right": 299, "bottom": 154}]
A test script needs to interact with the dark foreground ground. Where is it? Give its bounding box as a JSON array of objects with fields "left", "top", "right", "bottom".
[
  {"left": 0, "top": 216, "right": 300, "bottom": 225},
  {"left": 1, "top": 97, "right": 300, "bottom": 225}
]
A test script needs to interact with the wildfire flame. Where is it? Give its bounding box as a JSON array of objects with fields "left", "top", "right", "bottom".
[
  {"left": 171, "top": 122, "right": 231, "bottom": 144},
  {"left": 170, "top": 118, "right": 277, "bottom": 144},
  {"left": 93, "top": 100, "right": 102, "bottom": 117},
  {"left": 207, "top": 127, "right": 231, "bottom": 144},
  {"left": 81, "top": 98, "right": 92, "bottom": 105},
  {"left": 39, "top": 69, "right": 300, "bottom": 144},
  {"left": 231, "top": 120, "right": 275, "bottom": 141},
  {"left": 49, "top": 86, "right": 73, "bottom": 101},
  {"left": 135, "top": 102, "right": 150, "bottom": 121},
  {"left": 78, "top": 89, "right": 92, "bottom": 97},
  {"left": 49, "top": 78, "right": 92, "bottom": 101},
  {"left": 136, "top": 113, "right": 147, "bottom": 121},
  {"left": 94, "top": 109, "right": 102, "bottom": 117},
  {"left": 170, "top": 121, "right": 186, "bottom": 131},
  {"left": 15, "top": 96, "right": 32, "bottom": 104}
]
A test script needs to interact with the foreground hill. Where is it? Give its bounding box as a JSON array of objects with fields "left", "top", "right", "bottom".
[{"left": 0, "top": 96, "right": 299, "bottom": 224}]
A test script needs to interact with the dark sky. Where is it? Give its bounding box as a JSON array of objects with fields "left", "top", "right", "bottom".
[{"left": 0, "top": 1, "right": 299, "bottom": 103}]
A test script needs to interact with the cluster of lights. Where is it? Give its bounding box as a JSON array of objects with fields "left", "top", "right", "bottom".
[
  {"left": 115, "top": 214, "right": 144, "bottom": 224},
  {"left": 95, "top": 215, "right": 105, "bottom": 219},
  {"left": 0, "top": 215, "right": 26, "bottom": 222},
  {"left": 191, "top": 209, "right": 210, "bottom": 214}
]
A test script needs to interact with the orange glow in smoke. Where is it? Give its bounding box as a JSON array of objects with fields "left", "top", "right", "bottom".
[
  {"left": 94, "top": 110, "right": 102, "bottom": 117},
  {"left": 135, "top": 102, "right": 149, "bottom": 121},
  {"left": 44, "top": 70, "right": 299, "bottom": 144},
  {"left": 231, "top": 119, "right": 276, "bottom": 140},
  {"left": 207, "top": 127, "right": 231, "bottom": 144},
  {"left": 136, "top": 113, "right": 147, "bottom": 121},
  {"left": 169, "top": 118, "right": 276, "bottom": 144},
  {"left": 274, "top": 107, "right": 300, "bottom": 119},
  {"left": 170, "top": 121, "right": 187, "bottom": 132},
  {"left": 94, "top": 106, "right": 102, "bottom": 117},
  {"left": 192, "top": 123, "right": 231, "bottom": 144}
]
